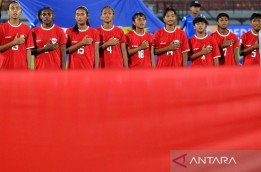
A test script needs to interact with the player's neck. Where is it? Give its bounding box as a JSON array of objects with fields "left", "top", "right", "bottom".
[
  {"left": 78, "top": 24, "right": 88, "bottom": 30},
  {"left": 9, "top": 18, "right": 20, "bottom": 26},
  {"left": 196, "top": 32, "right": 206, "bottom": 38},
  {"left": 102, "top": 22, "right": 113, "bottom": 29},
  {"left": 165, "top": 25, "right": 176, "bottom": 32},
  {"left": 135, "top": 28, "right": 144, "bottom": 34},
  {"left": 191, "top": 12, "right": 198, "bottom": 18},
  {"left": 42, "top": 23, "right": 54, "bottom": 29},
  {"left": 252, "top": 29, "right": 259, "bottom": 34},
  {"left": 218, "top": 28, "right": 229, "bottom": 35}
]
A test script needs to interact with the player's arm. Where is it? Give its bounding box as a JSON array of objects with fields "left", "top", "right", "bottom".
[
  {"left": 180, "top": 17, "right": 186, "bottom": 30},
  {"left": 182, "top": 51, "right": 188, "bottom": 67},
  {"left": 190, "top": 45, "right": 212, "bottom": 60},
  {"left": 121, "top": 43, "right": 128, "bottom": 68},
  {"left": 31, "top": 39, "right": 59, "bottom": 55},
  {"left": 0, "top": 33, "right": 25, "bottom": 52},
  {"left": 67, "top": 36, "right": 93, "bottom": 54},
  {"left": 60, "top": 44, "right": 66, "bottom": 69},
  {"left": 127, "top": 40, "right": 149, "bottom": 56},
  {"left": 154, "top": 41, "right": 180, "bottom": 55},
  {"left": 26, "top": 48, "right": 32, "bottom": 70},
  {"left": 233, "top": 47, "right": 240, "bottom": 65},
  {"left": 100, "top": 37, "right": 119, "bottom": 50},
  {"left": 239, "top": 41, "right": 259, "bottom": 56},
  {"left": 214, "top": 58, "right": 219, "bottom": 66},
  {"left": 94, "top": 42, "right": 99, "bottom": 69},
  {"left": 150, "top": 46, "right": 155, "bottom": 68}
]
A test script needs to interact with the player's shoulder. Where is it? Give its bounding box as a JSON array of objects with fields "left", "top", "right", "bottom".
[
  {"left": 198, "top": 13, "right": 205, "bottom": 18},
  {"left": 210, "top": 31, "right": 218, "bottom": 37}
]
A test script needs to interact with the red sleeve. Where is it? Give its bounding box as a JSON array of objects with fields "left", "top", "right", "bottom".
[
  {"left": 26, "top": 30, "right": 34, "bottom": 49},
  {"left": 125, "top": 33, "right": 130, "bottom": 46},
  {"left": 240, "top": 33, "right": 245, "bottom": 46},
  {"left": 93, "top": 29, "right": 100, "bottom": 43},
  {"left": 181, "top": 32, "right": 189, "bottom": 52},
  {"left": 148, "top": 33, "right": 154, "bottom": 47},
  {"left": 59, "top": 28, "right": 67, "bottom": 45},
  {"left": 153, "top": 30, "right": 159, "bottom": 48},
  {"left": 233, "top": 34, "right": 239, "bottom": 48},
  {"left": 120, "top": 29, "right": 126, "bottom": 44},
  {"left": 211, "top": 37, "right": 221, "bottom": 58}
]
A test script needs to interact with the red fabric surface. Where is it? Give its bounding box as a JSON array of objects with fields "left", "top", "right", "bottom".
[{"left": 0, "top": 67, "right": 261, "bottom": 172}]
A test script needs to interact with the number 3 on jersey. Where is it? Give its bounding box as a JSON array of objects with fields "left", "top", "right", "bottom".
[
  {"left": 107, "top": 46, "right": 112, "bottom": 54},
  {"left": 78, "top": 47, "right": 84, "bottom": 54},
  {"left": 12, "top": 45, "right": 19, "bottom": 51}
]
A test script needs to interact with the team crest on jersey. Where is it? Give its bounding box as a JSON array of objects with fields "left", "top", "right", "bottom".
[{"left": 51, "top": 38, "right": 57, "bottom": 44}]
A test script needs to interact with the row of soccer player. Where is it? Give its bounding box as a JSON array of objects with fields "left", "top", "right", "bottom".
[{"left": 0, "top": 1, "right": 260, "bottom": 70}]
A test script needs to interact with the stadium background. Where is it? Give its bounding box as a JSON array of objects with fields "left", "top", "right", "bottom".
[{"left": 0, "top": 0, "right": 261, "bottom": 172}]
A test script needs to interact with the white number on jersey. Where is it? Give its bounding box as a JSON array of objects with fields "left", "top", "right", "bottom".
[
  {"left": 138, "top": 50, "right": 144, "bottom": 58},
  {"left": 12, "top": 45, "right": 19, "bottom": 51},
  {"left": 251, "top": 50, "right": 256, "bottom": 58},
  {"left": 201, "top": 55, "right": 206, "bottom": 60},
  {"left": 107, "top": 46, "right": 112, "bottom": 54},
  {"left": 223, "top": 48, "right": 227, "bottom": 57},
  {"left": 78, "top": 47, "right": 84, "bottom": 54},
  {"left": 167, "top": 51, "right": 173, "bottom": 56}
]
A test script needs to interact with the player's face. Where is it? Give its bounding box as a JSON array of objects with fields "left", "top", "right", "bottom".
[
  {"left": 8, "top": 3, "right": 22, "bottom": 19},
  {"left": 190, "top": 6, "right": 200, "bottom": 15},
  {"left": 40, "top": 9, "right": 54, "bottom": 25},
  {"left": 133, "top": 15, "right": 146, "bottom": 29},
  {"left": 163, "top": 10, "right": 176, "bottom": 26},
  {"left": 217, "top": 17, "right": 229, "bottom": 29},
  {"left": 250, "top": 18, "right": 261, "bottom": 32},
  {"left": 75, "top": 9, "right": 88, "bottom": 25},
  {"left": 194, "top": 22, "right": 207, "bottom": 33},
  {"left": 101, "top": 8, "right": 114, "bottom": 23}
]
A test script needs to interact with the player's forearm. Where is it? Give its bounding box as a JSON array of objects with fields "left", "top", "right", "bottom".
[
  {"left": 154, "top": 46, "right": 170, "bottom": 55},
  {"left": 127, "top": 46, "right": 142, "bottom": 56},
  {"left": 100, "top": 41, "right": 111, "bottom": 50},
  {"left": 0, "top": 41, "right": 16, "bottom": 52},
  {"left": 94, "top": 43, "right": 99, "bottom": 69},
  {"left": 240, "top": 46, "right": 256, "bottom": 56},
  {"left": 214, "top": 58, "right": 219, "bottom": 66},
  {"left": 60, "top": 44, "right": 66, "bottom": 69},
  {"left": 234, "top": 48, "right": 240, "bottom": 65},
  {"left": 32, "top": 46, "right": 49, "bottom": 55},
  {"left": 182, "top": 52, "right": 188, "bottom": 67},
  {"left": 190, "top": 51, "right": 204, "bottom": 60},
  {"left": 150, "top": 46, "right": 155, "bottom": 68},
  {"left": 121, "top": 43, "right": 128, "bottom": 68},
  {"left": 26, "top": 49, "right": 32, "bottom": 70},
  {"left": 67, "top": 42, "right": 84, "bottom": 54}
]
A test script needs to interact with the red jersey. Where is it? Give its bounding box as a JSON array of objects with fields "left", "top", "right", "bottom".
[
  {"left": 153, "top": 27, "right": 190, "bottom": 67},
  {"left": 66, "top": 26, "right": 100, "bottom": 69},
  {"left": 97, "top": 25, "right": 126, "bottom": 68},
  {"left": 240, "top": 30, "right": 260, "bottom": 65},
  {"left": 32, "top": 24, "right": 67, "bottom": 69},
  {"left": 189, "top": 34, "right": 221, "bottom": 66},
  {"left": 0, "top": 21, "right": 34, "bottom": 69},
  {"left": 126, "top": 30, "right": 154, "bottom": 68},
  {"left": 211, "top": 31, "right": 239, "bottom": 65}
]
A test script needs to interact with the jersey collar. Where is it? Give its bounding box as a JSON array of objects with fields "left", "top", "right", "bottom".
[
  {"left": 251, "top": 30, "right": 258, "bottom": 36},
  {"left": 79, "top": 26, "right": 89, "bottom": 32},
  {"left": 195, "top": 34, "right": 208, "bottom": 39},
  {"left": 164, "top": 27, "right": 176, "bottom": 33},
  {"left": 8, "top": 20, "right": 22, "bottom": 27},
  {"left": 217, "top": 30, "right": 230, "bottom": 37},
  {"left": 41, "top": 24, "right": 55, "bottom": 31},
  {"left": 133, "top": 30, "right": 145, "bottom": 36},
  {"left": 101, "top": 25, "right": 114, "bottom": 31}
]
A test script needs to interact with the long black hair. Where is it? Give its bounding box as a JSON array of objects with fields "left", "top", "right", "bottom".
[
  {"left": 73, "top": 6, "right": 90, "bottom": 32},
  {"left": 132, "top": 12, "right": 146, "bottom": 30}
]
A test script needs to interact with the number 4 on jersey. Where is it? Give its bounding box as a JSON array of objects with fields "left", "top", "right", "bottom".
[{"left": 107, "top": 46, "right": 112, "bottom": 54}]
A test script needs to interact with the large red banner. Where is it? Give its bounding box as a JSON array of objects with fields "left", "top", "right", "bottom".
[{"left": 0, "top": 67, "right": 261, "bottom": 172}]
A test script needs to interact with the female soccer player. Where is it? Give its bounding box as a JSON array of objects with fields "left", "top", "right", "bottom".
[
  {"left": 66, "top": 6, "right": 99, "bottom": 69},
  {"left": 0, "top": 1, "right": 34, "bottom": 69},
  {"left": 97, "top": 6, "right": 128, "bottom": 68},
  {"left": 154, "top": 8, "right": 189, "bottom": 67},
  {"left": 126, "top": 12, "right": 155, "bottom": 68},
  {"left": 211, "top": 13, "right": 239, "bottom": 65},
  {"left": 32, "top": 7, "right": 67, "bottom": 69},
  {"left": 189, "top": 17, "right": 220, "bottom": 66}
]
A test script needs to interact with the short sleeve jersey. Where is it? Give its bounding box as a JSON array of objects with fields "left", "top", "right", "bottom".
[
  {"left": 97, "top": 25, "right": 126, "bottom": 68},
  {"left": 154, "top": 27, "right": 190, "bottom": 67},
  {"left": 0, "top": 21, "right": 34, "bottom": 69},
  {"left": 32, "top": 24, "right": 67, "bottom": 69},
  {"left": 211, "top": 31, "right": 239, "bottom": 65},
  {"left": 126, "top": 30, "right": 154, "bottom": 68},
  {"left": 66, "top": 26, "right": 100, "bottom": 69},
  {"left": 240, "top": 30, "right": 260, "bottom": 65},
  {"left": 189, "top": 34, "right": 221, "bottom": 66}
]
